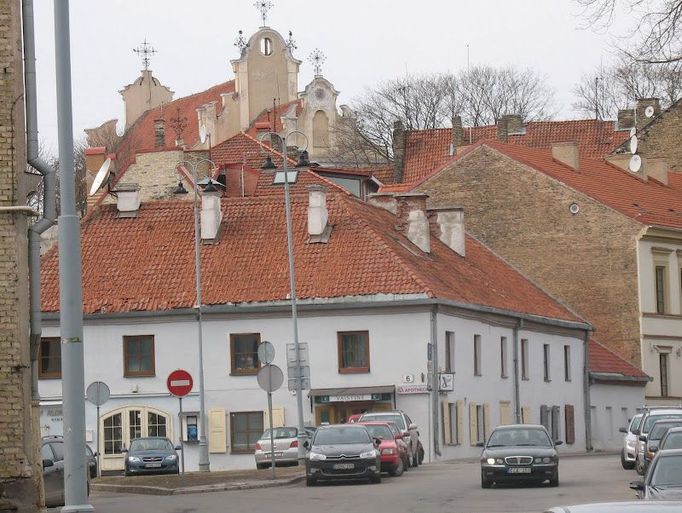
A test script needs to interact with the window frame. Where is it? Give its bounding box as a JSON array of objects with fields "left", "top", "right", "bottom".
[
  {"left": 660, "top": 352, "right": 670, "bottom": 397},
  {"left": 473, "top": 335, "right": 482, "bottom": 376},
  {"left": 564, "top": 345, "right": 572, "bottom": 382},
  {"left": 230, "top": 411, "right": 264, "bottom": 454},
  {"left": 337, "top": 330, "right": 370, "bottom": 373},
  {"left": 445, "top": 331, "right": 455, "bottom": 373},
  {"left": 543, "top": 343, "right": 551, "bottom": 382},
  {"left": 123, "top": 335, "right": 155, "bottom": 377},
  {"left": 500, "top": 336, "right": 508, "bottom": 379},
  {"left": 655, "top": 265, "right": 667, "bottom": 314},
  {"left": 39, "top": 337, "right": 62, "bottom": 379},
  {"left": 521, "top": 339, "right": 529, "bottom": 380},
  {"left": 229, "top": 333, "right": 262, "bottom": 376}
]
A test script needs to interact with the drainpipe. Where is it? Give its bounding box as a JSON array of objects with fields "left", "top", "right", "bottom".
[
  {"left": 23, "top": 0, "right": 57, "bottom": 401},
  {"left": 583, "top": 330, "right": 593, "bottom": 451},
  {"left": 431, "top": 306, "right": 441, "bottom": 458},
  {"left": 512, "top": 319, "right": 523, "bottom": 423}
]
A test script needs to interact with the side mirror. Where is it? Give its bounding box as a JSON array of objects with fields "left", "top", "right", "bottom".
[
  {"left": 303, "top": 440, "right": 310, "bottom": 450},
  {"left": 93, "top": 452, "right": 98, "bottom": 457},
  {"left": 651, "top": 446, "right": 659, "bottom": 453},
  {"left": 174, "top": 446, "right": 182, "bottom": 451},
  {"left": 42, "top": 458, "right": 54, "bottom": 469},
  {"left": 639, "top": 435, "right": 647, "bottom": 442},
  {"left": 475, "top": 441, "right": 485, "bottom": 447},
  {"left": 373, "top": 437, "right": 382, "bottom": 447},
  {"left": 554, "top": 440, "right": 564, "bottom": 446},
  {"left": 121, "top": 448, "right": 128, "bottom": 453},
  {"left": 619, "top": 427, "right": 628, "bottom": 434},
  {"left": 408, "top": 423, "right": 418, "bottom": 431},
  {"left": 629, "top": 480, "right": 645, "bottom": 491},
  {"left": 394, "top": 433, "right": 403, "bottom": 440}
]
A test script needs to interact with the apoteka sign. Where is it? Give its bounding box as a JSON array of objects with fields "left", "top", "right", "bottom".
[{"left": 396, "top": 384, "right": 430, "bottom": 395}]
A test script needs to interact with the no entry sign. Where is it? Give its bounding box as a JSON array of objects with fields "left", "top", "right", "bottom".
[{"left": 167, "top": 369, "right": 193, "bottom": 397}]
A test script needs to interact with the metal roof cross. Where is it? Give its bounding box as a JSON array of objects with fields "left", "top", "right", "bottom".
[
  {"left": 254, "top": 1, "right": 274, "bottom": 26},
  {"left": 133, "top": 39, "right": 157, "bottom": 71},
  {"left": 308, "top": 48, "right": 326, "bottom": 76}
]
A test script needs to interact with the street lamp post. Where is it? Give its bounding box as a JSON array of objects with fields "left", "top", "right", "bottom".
[
  {"left": 175, "top": 158, "right": 217, "bottom": 472},
  {"left": 260, "top": 131, "right": 309, "bottom": 461}
]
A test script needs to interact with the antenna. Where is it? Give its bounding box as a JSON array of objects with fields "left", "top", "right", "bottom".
[
  {"left": 199, "top": 125, "right": 208, "bottom": 145},
  {"left": 629, "top": 154, "right": 642, "bottom": 173},
  {"left": 89, "top": 157, "right": 112, "bottom": 196},
  {"left": 467, "top": 44, "right": 470, "bottom": 72},
  {"left": 644, "top": 105, "right": 655, "bottom": 118},
  {"left": 594, "top": 76, "right": 599, "bottom": 120},
  {"left": 629, "top": 135, "right": 638, "bottom": 154}
]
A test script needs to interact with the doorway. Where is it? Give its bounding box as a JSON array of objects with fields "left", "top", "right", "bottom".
[{"left": 315, "top": 401, "right": 392, "bottom": 425}]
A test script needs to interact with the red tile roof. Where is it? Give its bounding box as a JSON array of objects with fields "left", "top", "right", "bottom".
[
  {"left": 245, "top": 99, "right": 303, "bottom": 137},
  {"left": 40, "top": 192, "right": 582, "bottom": 326},
  {"left": 402, "top": 120, "right": 630, "bottom": 184},
  {"left": 589, "top": 339, "right": 648, "bottom": 379},
  {"left": 210, "top": 131, "right": 295, "bottom": 170}
]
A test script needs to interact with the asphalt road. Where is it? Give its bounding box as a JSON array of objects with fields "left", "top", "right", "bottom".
[{"left": 69, "top": 455, "right": 637, "bottom": 513}]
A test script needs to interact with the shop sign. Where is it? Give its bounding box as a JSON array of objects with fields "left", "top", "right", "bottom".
[
  {"left": 328, "top": 394, "right": 372, "bottom": 402},
  {"left": 396, "top": 384, "right": 430, "bottom": 395}
]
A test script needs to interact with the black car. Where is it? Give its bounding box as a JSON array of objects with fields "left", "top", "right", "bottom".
[
  {"left": 304, "top": 424, "right": 382, "bottom": 486},
  {"left": 630, "top": 449, "right": 682, "bottom": 500},
  {"left": 642, "top": 420, "right": 682, "bottom": 473},
  {"left": 660, "top": 427, "right": 682, "bottom": 451},
  {"left": 479, "top": 424, "right": 561, "bottom": 488},
  {"left": 544, "top": 501, "right": 682, "bottom": 512},
  {"left": 41, "top": 437, "right": 90, "bottom": 507},
  {"left": 123, "top": 437, "right": 180, "bottom": 476}
]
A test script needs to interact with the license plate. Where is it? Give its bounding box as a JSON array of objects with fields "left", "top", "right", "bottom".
[
  {"left": 145, "top": 463, "right": 162, "bottom": 468},
  {"left": 508, "top": 467, "right": 531, "bottom": 474},
  {"left": 333, "top": 463, "right": 354, "bottom": 470}
]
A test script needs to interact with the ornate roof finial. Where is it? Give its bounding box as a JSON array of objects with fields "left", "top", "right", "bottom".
[
  {"left": 254, "top": 1, "right": 273, "bottom": 26},
  {"left": 308, "top": 48, "right": 326, "bottom": 76},
  {"left": 234, "top": 29, "right": 249, "bottom": 51},
  {"left": 169, "top": 107, "right": 188, "bottom": 141},
  {"left": 133, "top": 38, "right": 157, "bottom": 71},
  {"left": 285, "top": 30, "right": 297, "bottom": 51}
]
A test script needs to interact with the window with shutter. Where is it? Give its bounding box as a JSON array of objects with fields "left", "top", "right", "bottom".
[
  {"left": 499, "top": 401, "right": 512, "bottom": 425},
  {"left": 551, "top": 405, "right": 561, "bottom": 441},
  {"left": 565, "top": 404, "right": 575, "bottom": 444},
  {"left": 441, "top": 401, "right": 451, "bottom": 445},
  {"left": 456, "top": 401, "right": 465, "bottom": 445},
  {"left": 469, "top": 402, "right": 477, "bottom": 445},
  {"left": 208, "top": 408, "right": 227, "bottom": 453},
  {"left": 521, "top": 406, "right": 531, "bottom": 424},
  {"left": 540, "top": 404, "right": 549, "bottom": 431},
  {"left": 483, "top": 403, "right": 491, "bottom": 440}
]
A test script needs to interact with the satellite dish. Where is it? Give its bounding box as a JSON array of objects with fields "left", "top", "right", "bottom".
[
  {"left": 629, "top": 154, "right": 642, "bottom": 173},
  {"left": 629, "top": 127, "right": 636, "bottom": 138},
  {"left": 645, "top": 105, "right": 655, "bottom": 118},
  {"left": 89, "top": 157, "right": 112, "bottom": 196},
  {"left": 630, "top": 135, "right": 638, "bottom": 154},
  {"left": 199, "top": 125, "right": 208, "bottom": 144},
  {"left": 569, "top": 203, "right": 580, "bottom": 215}
]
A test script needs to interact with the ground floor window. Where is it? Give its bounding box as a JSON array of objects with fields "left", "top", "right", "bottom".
[{"left": 230, "top": 411, "right": 263, "bottom": 453}]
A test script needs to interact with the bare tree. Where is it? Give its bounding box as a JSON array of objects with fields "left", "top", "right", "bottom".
[{"left": 577, "top": 0, "right": 682, "bottom": 63}]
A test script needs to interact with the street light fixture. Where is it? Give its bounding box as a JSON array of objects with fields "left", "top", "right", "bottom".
[
  {"left": 175, "top": 158, "right": 217, "bottom": 472},
  {"left": 260, "top": 131, "right": 309, "bottom": 461}
]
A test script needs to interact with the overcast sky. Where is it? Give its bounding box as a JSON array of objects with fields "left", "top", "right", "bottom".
[{"left": 32, "top": 0, "right": 631, "bottom": 155}]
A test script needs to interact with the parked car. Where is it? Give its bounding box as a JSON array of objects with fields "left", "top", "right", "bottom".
[
  {"left": 358, "top": 410, "right": 421, "bottom": 467},
  {"left": 544, "top": 502, "right": 682, "bottom": 512},
  {"left": 620, "top": 413, "right": 643, "bottom": 470},
  {"left": 357, "top": 421, "right": 408, "bottom": 476},
  {"left": 630, "top": 449, "right": 682, "bottom": 500},
  {"left": 660, "top": 427, "right": 682, "bottom": 451},
  {"left": 479, "top": 424, "right": 561, "bottom": 488},
  {"left": 304, "top": 424, "right": 382, "bottom": 486},
  {"left": 347, "top": 414, "right": 363, "bottom": 423},
  {"left": 122, "top": 437, "right": 180, "bottom": 476},
  {"left": 636, "top": 409, "right": 682, "bottom": 475},
  {"left": 642, "top": 420, "right": 682, "bottom": 474},
  {"left": 254, "top": 426, "right": 316, "bottom": 469},
  {"left": 41, "top": 437, "right": 90, "bottom": 508}
]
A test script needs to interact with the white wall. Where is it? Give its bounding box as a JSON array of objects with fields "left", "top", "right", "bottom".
[{"left": 589, "top": 383, "right": 645, "bottom": 451}]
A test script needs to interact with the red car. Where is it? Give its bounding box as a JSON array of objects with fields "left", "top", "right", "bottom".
[{"left": 357, "top": 422, "right": 408, "bottom": 476}]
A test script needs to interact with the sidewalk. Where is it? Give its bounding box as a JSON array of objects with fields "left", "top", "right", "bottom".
[{"left": 92, "top": 466, "right": 304, "bottom": 496}]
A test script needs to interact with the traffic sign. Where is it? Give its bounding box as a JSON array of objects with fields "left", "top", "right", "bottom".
[
  {"left": 286, "top": 342, "right": 309, "bottom": 365},
  {"left": 257, "top": 341, "right": 276, "bottom": 365},
  {"left": 167, "top": 369, "right": 193, "bottom": 397},
  {"left": 257, "top": 364, "right": 284, "bottom": 393},
  {"left": 86, "top": 381, "right": 110, "bottom": 406}
]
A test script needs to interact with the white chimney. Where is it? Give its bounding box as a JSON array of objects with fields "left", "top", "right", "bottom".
[
  {"left": 308, "top": 185, "right": 329, "bottom": 236},
  {"left": 201, "top": 185, "right": 222, "bottom": 241},
  {"left": 115, "top": 183, "right": 140, "bottom": 215},
  {"left": 428, "top": 207, "right": 465, "bottom": 257},
  {"left": 395, "top": 193, "right": 430, "bottom": 253},
  {"left": 645, "top": 158, "right": 669, "bottom": 185},
  {"left": 367, "top": 192, "right": 398, "bottom": 214},
  {"left": 551, "top": 142, "right": 580, "bottom": 170}
]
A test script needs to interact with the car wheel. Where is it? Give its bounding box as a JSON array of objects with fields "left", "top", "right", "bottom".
[
  {"left": 306, "top": 477, "right": 316, "bottom": 487},
  {"left": 621, "top": 451, "right": 634, "bottom": 470},
  {"left": 549, "top": 471, "right": 559, "bottom": 487},
  {"left": 418, "top": 444, "right": 424, "bottom": 464},
  {"left": 370, "top": 473, "right": 382, "bottom": 484},
  {"left": 402, "top": 454, "right": 409, "bottom": 471},
  {"left": 256, "top": 463, "right": 268, "bottom": 470},
  {"left": 412, "top": 450, "right": 419, "bottom": 467},
  {"left": 390, "top": 458, "right": 404, "bottom": 477},
  {"left": 635, "top": 455, "right": 646, "bottom": 476},
  {"left": 481, "top": 473, "right": 492, "bottom": 489}
]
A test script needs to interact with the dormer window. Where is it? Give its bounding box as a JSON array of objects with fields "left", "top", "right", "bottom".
[{"left": 260, "top": 37, "right": 272, "bottom": 56}]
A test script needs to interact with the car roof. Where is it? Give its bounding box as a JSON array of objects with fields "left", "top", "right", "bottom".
[
  {"left": 317, "top": 423, "right": 368, "bottom": 430},
  {"left": 545, "top": 501, "right": 682, "bottom": 512},
  {"left": 652, "top": 419, "right": 682, "bottom": 426},
  {"left": 645, "top": 409, "right": 682, "bottom": 416},
  {"left": 356, "top": 421, "right": 393, "bottom": 426},
  {"left": 493, "top": 424, "right": 547, "bottom": 430},
  {"left": 664, "top": 427, "right": 682, "bottom": 433},
  {"left": 656, "top": 448, "right": 682, "bottom": 457}
]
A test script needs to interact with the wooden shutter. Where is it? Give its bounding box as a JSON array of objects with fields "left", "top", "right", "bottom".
[
  {"left": 499, "top": 401, "right": 512, "bottom": 425},
  {"left": 264, "top": 406, "right": 285, "bottom": 429},
  {"left": 208, "top": 408, "right": 226, "bottom": 453},
  {"left": 565, "top": 404, "right": 575, "bottom": 444},
  {"left": 540, "top": 405, "right": 549, "bottom": 430},
  {"left": 483, "top": 403, "right": 492, "bottom": 440},
  {"left": 456, "top": 400, "right": 465, "bottom": 445},
  {"left": 442, "top": 401, "right": 451, "bottom": 445},
  {"left": 469, "top": 402, "right": 477, "bottom": 445},
  {"left": 521, "top": 406, "right": 531, "bottom": 424},
  {"left": 551, "top": 406, "right": 561, "bottom": 441}
]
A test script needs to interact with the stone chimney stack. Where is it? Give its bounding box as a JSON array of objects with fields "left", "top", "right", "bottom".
[
  {"left": 551, "top": 142, "right": 580, "bottom": 170},
  {"left": 307, "top": 185, "right": 329, "bottom": 236},
  {"left": 497, "top": 114, "right": 524, "bottom": 142},
  {"left": 428, "top": 207, "right": 465, "bottom": 257},
  {"left": 392, "top": 120, "right": 406, "bottom": 183},
  {"left": 154, "top": 118, "right": 165, "bottom": 148},
  {"left": 201, "top": 183, "right": 223, "bottom": 241},
  {"left": 451, "top": 115, "right": 464, "bottom": 155},
  {"left": 636, "top": 98, "right": 661, "bottom": 129},
  {"left": 367, "top": 192, "right": 398, "bottom": 214},
  {"left": 84, "top": 147, "right": 106, "bottom": 195},
  {"left": 395, "top": 193, "right": 430, "bottom": 253},
  {"left": 645, "top": 158, "right": 669, "bottom": 185},
  {"left": 617, "top": 109, "right": 635, "bottom": 131}
]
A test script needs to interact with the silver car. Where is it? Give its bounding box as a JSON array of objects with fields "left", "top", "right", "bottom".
[
  {"left": 254, "top": 426, "right": 315, "bottom": 469},
  {"left": 619, "top": 413, "right": 643, "bottom": 469},
  {"left": 636, "top": 408, "right": 682, "bottom": 475}
]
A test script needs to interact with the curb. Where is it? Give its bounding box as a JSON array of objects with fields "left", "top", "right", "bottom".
[{"left": 91, "top": 474, "right": 305, "bottom": 496}]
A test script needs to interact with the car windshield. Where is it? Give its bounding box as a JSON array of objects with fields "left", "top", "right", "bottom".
[
  {"left": 643, "top": 414, "right": 682, "bottom": 433},
  {"left": 363, "top": 425, "right": 393, "bottom": 439},
  {"left": 313, "top": 427, "right": 371, "bottom": 445},
  {"left": 651, "top": 455, "right": 682, "bottom": 487},
  {"left": 662, "top": 433, "right": 682, "bottom": 450},
  {"left": 487, "top": 428, "right": 552, "bottom": 447},
  {"left": 261, "top": 427, "right": 298, "bottom": 440},
  {"left": 651, "top": 423, "right": 682, "bottom": 440},
  {"left": 630, "top": 414, "right": 643, "bottom": 433},
  {"left": 130, "top": 439, "right": 172, "bottom": 451},
  {"left": 361, "top": 414, "right": 405, "bottom": 430}
]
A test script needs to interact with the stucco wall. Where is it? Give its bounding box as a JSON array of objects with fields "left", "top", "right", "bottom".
[{"left": 589, "top": 383, "right": 644, "bottom": 451}]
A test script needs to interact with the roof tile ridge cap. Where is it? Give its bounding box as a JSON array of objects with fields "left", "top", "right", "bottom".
[
  {"left": 466, "top": 232, "right": 587, "bottom": 324},
  {"left": 589, "top": 338, "right": 647, "bottom": 376},
  {"left": 346, "top": 196, "right": 436, "bottom": 297},
  {"left": 176, "top": 79, "right": 235, "bottom": 101},
  {"left": 240, "top": 131, "right": 297, "bottom": 165},
  {"left": 405, "top": 142, "right": 484, "bottom": 189}
]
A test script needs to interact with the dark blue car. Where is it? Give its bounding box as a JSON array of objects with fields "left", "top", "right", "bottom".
[{"left": 123, "top": 437, "right": 180, "bottom": 476}]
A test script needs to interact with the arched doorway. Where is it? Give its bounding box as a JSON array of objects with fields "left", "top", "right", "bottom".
[{"left": 99, "top": 406, "right": 172, "bottom": 471}]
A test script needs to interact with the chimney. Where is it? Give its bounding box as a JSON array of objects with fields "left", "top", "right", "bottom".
[
  {"left": 497, "top": 114, "right": 524, "bottom": 142},
  {"left": 392, "top": 120, "right": 405, "bottom": 183},
  {"left": 200, "top": 184, "right": 223, "bottom": 241},
  {"left": 115, "top": 183, "right": 141, "bottom": 217},
  {"left": 395, "top": 193, "right": 430, "bottom": 253},
  {"left": 645, "top": 158, "right": 669, "bottom": 185},
  {"left": 428, "top": 207, "right": 465, "bottom": 257},
  {"left": 616, "top": 109, "right": 635, "bottom": 131},
  {"left": 606, "top": 154, "right": 631, "bottom": 172},
  {"left": 450, "top": 115, "right": 463, "bottom": 155},
  {"left": 496, "top": 116, "right": 508, "bottom": 142},
  {"left": 307, "top": 185, "right": 329, "bottom": 237},
  {"left": 551, "top": 142, "right": 580, "bottom": 170},
  {"left": 636, "top": 98, "right": 661, "bottom": 129},
  {"left": 84, "top": 146, "right": 106, "bottom": 195},
  {"left": 154, "top": 118, "right": 165, "bottom": 148},
  {"left": 367, "top": 192, "right": 398, "bottom": 214}
]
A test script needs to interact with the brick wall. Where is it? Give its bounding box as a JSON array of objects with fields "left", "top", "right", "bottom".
[
  {"left": 0, "top": 0, "right": 41, "bottom": 510},
  {"left": 417, "top": 145, "right": 643, "bottom": 365}
]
